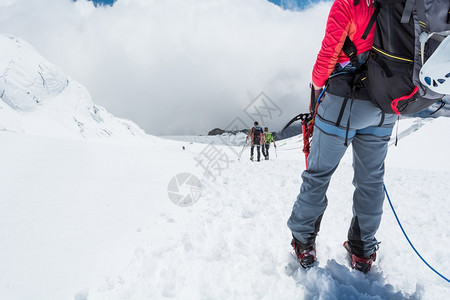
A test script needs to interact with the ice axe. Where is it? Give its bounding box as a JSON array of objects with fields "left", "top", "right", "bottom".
[{"left": 281, "top": 85, "right": 326, "bottom": 169}]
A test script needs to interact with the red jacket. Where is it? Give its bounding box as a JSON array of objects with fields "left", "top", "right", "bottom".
[{"left": 312, "top": 0, "right": 375, "bottom": 87}]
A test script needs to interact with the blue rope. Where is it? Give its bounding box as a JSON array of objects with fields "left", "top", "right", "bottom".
[
  {"left": 317, "top": 86, "right": 327, "bottom": 104},
  {"left": 383, "top": 183, "right": 450, "bottom": 283}
]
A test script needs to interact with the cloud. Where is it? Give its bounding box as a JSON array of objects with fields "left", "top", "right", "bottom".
[{"left": 0, "top": 0, "right": 331, "bottom": 135}]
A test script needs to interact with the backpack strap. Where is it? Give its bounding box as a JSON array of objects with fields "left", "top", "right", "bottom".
[
  {"left": 361, "top": 3, "right": 380, "bottom": 40},
  {"left": 430, "top": 100, "right": 446, "bottom": 115},
  {"left": 415, "top": 0, "right": 428, "bottom": 31},
  {"left": 400, "top": 0, "right": 415, "bottom": 24},
  {"left": 335, "top": 97, "right": 349, "bottom": 127},
  {"left": 342, "top": 36, "right": 360, "bottom": 69},
  {"left": 377, "top": 111, "right": 385, "bottom": 127}
]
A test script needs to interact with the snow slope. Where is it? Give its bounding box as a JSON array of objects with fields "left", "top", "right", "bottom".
[
  {"left": 0, "top": 34, "right": 144, "bottom": 139},
  {"left": 0, "top": 116, "right": 449, "bottom": 300}
]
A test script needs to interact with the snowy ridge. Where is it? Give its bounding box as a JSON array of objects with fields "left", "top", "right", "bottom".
[
  {"left": 164, "top": 132, "right": 249, "bottom": 147},
  {"left": 0, "top": 34, "right": 145, "bottom": 139}
]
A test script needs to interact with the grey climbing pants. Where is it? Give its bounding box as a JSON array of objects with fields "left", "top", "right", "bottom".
[{"left": 287, "top": 93, "right": 397, "bottom": 257}]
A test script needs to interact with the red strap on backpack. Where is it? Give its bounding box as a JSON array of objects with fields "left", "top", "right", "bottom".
[{"left": 391, "top": 86, "right": 419, "bottom": 115}]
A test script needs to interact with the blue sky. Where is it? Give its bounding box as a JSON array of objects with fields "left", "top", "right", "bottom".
[
  {"left": 267, "top": 0, "right": 323, "bottom": 10},
  {"left": 87, "top": 0, "right": 322, "bottom": 10},
  {"left": 85, "top": 0, "right": 116, "bottom": 6}
]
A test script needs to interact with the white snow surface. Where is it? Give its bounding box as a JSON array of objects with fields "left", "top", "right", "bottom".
[
  {"left": 0, "top": 34, "right": 449, "bottom": 300},
  {"left": 0, "top": 34, "right": 144, "bottom": 140},
  {"left": 0, "top": 116, "right": 449, "bottom": 299}
]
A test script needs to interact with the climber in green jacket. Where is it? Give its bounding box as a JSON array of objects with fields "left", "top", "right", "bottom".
[{"left": 262, "top": 127, "right": 276, "bottom": 160}]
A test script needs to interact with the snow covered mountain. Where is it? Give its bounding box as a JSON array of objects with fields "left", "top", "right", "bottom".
[{"left": 0, "top": 34, "right": 144, "bottom": 139}]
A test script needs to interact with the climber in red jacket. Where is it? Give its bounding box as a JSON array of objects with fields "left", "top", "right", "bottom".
[{"left": 287, "top": 0, "right": 398, "bottom": 272}]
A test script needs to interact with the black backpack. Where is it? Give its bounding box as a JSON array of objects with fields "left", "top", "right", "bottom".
[
  {"left": 363, "top": 0, "right": 450, "bottom": 115},
  {"left": 252, "top": 126, "right": 263, "bottom": 144}
]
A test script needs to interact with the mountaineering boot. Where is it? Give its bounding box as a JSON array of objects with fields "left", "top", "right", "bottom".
[
  {"left": 291, "top": 237, "right": 316, "bottom": 268},
  {"left": 250, "top": 155, "right": 254, "bottom": 161},
  {"left": 343, "top": 241, "right": 376, "bottom": 273}
]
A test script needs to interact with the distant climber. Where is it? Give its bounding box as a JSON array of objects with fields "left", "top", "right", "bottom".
[
  {"left": 262, "top": 127, "right": 276, "bottom": 160},
  {"left": 247, "top": 121, "right": 265, "bottom": 162}
]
